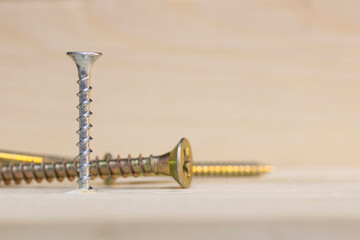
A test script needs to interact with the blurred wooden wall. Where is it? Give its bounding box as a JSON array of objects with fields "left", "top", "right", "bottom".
[{"left": 0, "top": 0, "right": 359, "bottom": 166}]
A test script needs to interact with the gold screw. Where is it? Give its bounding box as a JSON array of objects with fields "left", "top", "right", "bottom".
[{"left": 0, "top": 138, "right": 194, "bottom": 188}]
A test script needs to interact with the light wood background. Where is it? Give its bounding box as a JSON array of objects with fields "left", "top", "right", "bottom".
[{"left": 0, "top": 0, "right": 360, "bottom": 166}]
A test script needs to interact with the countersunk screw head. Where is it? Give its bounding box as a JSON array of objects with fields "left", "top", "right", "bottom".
[
  {"left": 66, "top": 52, "right": 102, "bottom": 77},
  {"left": 169, "top": 138, "right": 193, "bottom": 188}
]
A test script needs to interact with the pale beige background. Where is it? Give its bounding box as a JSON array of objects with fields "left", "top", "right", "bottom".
[{"left": 0, "top": 0, "right": 359, "bottom": 166}]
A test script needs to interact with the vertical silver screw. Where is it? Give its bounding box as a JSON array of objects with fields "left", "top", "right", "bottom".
[{"left": 67, "top": 51, "right": 102, "bottom": 192}]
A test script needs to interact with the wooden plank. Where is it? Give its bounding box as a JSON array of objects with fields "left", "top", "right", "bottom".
[{"left": 0, "top": 167, "right": 359, "bottom": 239}]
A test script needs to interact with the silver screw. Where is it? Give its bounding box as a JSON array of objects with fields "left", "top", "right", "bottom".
[{"left": 67, "top": 51, "right": 102, "bottom": 192}]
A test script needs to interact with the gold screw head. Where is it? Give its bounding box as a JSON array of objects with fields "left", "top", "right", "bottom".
[{"left": 169, "top": 138, "right": 193, "bottom": 188}]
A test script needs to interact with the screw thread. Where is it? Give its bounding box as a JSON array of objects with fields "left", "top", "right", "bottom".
[
  {"left": 0, "top": 155, "right": 161, "bottom": 185},
  {"left": 193, "top": 162, "right": 273, "bottom": 176},
  {"left": 91, "top": 154, "right": 161, "bottom": 179},
  {"left": 76, "top": 74, "right": 93, "bottom": 190}
]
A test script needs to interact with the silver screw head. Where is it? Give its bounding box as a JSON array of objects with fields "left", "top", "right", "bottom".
[{"left": 67, "top": 52, "right": 102, "bottom": 77}]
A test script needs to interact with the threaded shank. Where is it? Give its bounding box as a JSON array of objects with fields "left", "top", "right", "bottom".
[
  {"left": 76, "top": 75, "right": 93, "bottom": 190},
  {"left": 90, "top": 155, "right": 156, "bottom": 180},
  {"left": 192, "top": 162, "right": 273, "bottom": 176},
  {"left": 0, "top": 155, "right": 158, "bottom": 185},
  {"left": 0, "top": 160, "right": 78, "bottom": 185}
]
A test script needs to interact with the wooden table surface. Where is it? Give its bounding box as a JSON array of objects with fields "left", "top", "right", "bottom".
[{"left": 0, "top": 166, "right": 359, "bottom": 240}]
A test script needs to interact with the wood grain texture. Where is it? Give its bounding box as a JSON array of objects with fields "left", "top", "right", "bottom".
[
  {"left": 0, "top": 167, "right": 359, "bottom": 239},
  {"left": 0, "top": 0, "right": 359, "bottom": 165}
]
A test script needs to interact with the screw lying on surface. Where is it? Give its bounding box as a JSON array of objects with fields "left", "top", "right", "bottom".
[
  {"left": 67, "top": 51, "right": 102, "bottom": 192},
  {"left": 103, "top": 162, "right": 272, "bottom": 185},
  {"left": 0, "top": 138, "right": 194, "bottom": 188},
  {"left": 192, "top": 162, "right": 273, "bottom": 176}
]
